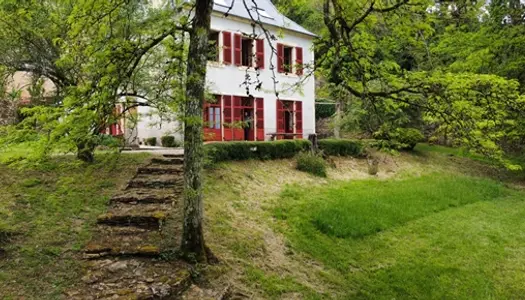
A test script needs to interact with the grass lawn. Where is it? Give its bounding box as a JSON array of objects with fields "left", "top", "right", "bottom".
[
  {"left": 201, "top": 146, "right": 525, "bottom": 299},
  {"left": 1, "top": 143, "right": 525, "bottom": 299},
  {"left": 0, "top": 153, "right": 150, "bottom": 299},
  {"left": 273, "top": 174, "right": 525, "bottom": 299}
]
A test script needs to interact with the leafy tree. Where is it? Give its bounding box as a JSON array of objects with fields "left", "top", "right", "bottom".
[{"left": 277, "top": 0, "right": 525, "bottom": 167}]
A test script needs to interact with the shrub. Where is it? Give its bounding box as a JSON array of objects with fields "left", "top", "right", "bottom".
[
  {"left": 97, "top": 134, "right": 122, "bottom": 148},
  {"left": 373, "top": 127, "right": 424, "bottom": 151},
  {"left": 396, "top": 128, "right": 424, "bottom": 150},
  {"left": 318, "top": 139, "right": 364, "bottom": 157},
  {"left": 204, "top": 140, "right": 311, "bottom": 163},
  {"left": 161, "top": 136, "right": 180, "bottom": 148},
  {"left": 296, "top": 152, "right": 327, "bottom": 177},
  {"left": 145, "top": 137, "right": 157, "bottom": 146}
]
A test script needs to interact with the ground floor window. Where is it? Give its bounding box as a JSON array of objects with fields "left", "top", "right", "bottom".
[
  {"left": 276, "top": 100, "right": 303, "bottom": 140},
  {"left": 203, "top": 95, "right": 222, "bottom": 141},
  {"left": 203, "top": 95, "right": 265, "bottom": 142}
]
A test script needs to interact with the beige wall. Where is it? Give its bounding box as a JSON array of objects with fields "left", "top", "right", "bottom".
[{"left": 5, "top": 72, "right": 56, "bottom": 102}]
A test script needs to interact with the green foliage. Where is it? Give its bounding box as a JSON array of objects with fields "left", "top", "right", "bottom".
[
  {"left": 161, "top": 135, "right": 180, "bottom": 148},
  {"left": 145, "top": 137, "right": 157, "bottom": 146},
  {"left": 318, "top": 139, "right": 364, "bottom": 157},
  {"left": 295, "top": 152, "right": 327, "bottom": 177},
  {"left": 315, "top": 100, "right": 336, "bottom": 120},
  {"left": 373, "top": 127, "right": 424, "bottom": 151},
  {"left": 97, "top": 134, "right": 122, "bottom": 149},
  {"left": 0, "top": 0, "right": 190, "bottom": 162},
  {"left": 204, "top": 140, "right": 311, "bottom": 163}
]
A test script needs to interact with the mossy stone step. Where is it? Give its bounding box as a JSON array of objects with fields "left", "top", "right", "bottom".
[
  {"left": 151, "top": 157, "right": 184, "bottom": 165},
  {"left": 72, "top": 258, "right": 192, "bottom": 300},
  {"left": 111, "top": 190, "right": 176, "bottom": 204},
  {"left": 137, "top": 164, "right": 184, "bottom": 176},
  {"left": 97, "top": 211, "right": 167, "bottom": 229},
  {"left": 126, "top": 175, "right": 182, "bottom": 189},
  {"left": 163, "top": 153, "right": 184, "bottom": 158},
  {"left": 137, "top": 164, "right": 183, "bottom": 175},
  {"left": 83, "top": 243, "right": 161, "bottom": 259}
]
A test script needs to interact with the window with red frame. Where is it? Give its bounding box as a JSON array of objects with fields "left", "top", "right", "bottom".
[
  {"left": 277, "top": 44, "right": 304, "bottom": 75},
  {"left": 203, "top": 95, "right": 222, "bottom": 141},
  {"left": 276, "top": 100, "right": 303, "bottom": 139}
]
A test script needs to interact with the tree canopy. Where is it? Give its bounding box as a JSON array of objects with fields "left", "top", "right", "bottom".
[{"left": 0, "top": 0, "right": 524, "bottom": 168}]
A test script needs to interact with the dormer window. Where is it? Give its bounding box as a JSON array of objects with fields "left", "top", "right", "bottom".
[
  {"left": 214, "top": 0, "right": 230, "bottom": 7},
  {"left": 252, "top": 7, "right": 274, "bottom": 19}
]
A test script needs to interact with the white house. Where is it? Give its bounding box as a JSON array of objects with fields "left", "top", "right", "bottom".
[{"left": 130, "top": 0, "right": 316, "bottom": 144}]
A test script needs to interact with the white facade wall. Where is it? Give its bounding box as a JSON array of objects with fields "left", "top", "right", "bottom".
[{"left": 134, "top": 12, "right": 315, "bottom": 144}]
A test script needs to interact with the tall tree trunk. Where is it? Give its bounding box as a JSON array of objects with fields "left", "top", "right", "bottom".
[{"left": 180, "top": 0, "right": 214, "bottom": 261}]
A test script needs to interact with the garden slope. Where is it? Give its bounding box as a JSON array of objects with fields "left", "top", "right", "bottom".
[{"left": 201, "top": 147, "right": 525, "bottom": 299}]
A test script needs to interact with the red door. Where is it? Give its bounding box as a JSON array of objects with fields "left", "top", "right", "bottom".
[{"left": 295, "top": 101, "right": 303, "bottom": 138}]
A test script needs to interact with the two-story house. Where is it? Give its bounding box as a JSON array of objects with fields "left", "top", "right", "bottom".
[{"left": 132, "top": 0, "right": 316, "bottom": 144}]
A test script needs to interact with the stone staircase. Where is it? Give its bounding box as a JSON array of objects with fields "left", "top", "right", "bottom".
[{"left": 70, "top": 154, "right": 193, "bottom": 300}]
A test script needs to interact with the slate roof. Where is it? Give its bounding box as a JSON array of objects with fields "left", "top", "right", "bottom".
[{"left": 212, "top": 0, "right": 316, "bottom": 37}]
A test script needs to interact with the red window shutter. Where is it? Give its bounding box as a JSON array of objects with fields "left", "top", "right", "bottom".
[
  {"left": 223, "top": 95, "right": 233, "bottom": 141},
  {"left": 277, "top": 43, "right": 284, "bottom": 73},
  {"left": 256, "top": 39, "right": 265, "bottom": 70},
  {"left": 223, "top": 95, "right": 232, "bottom": 123},
  {"left": 203, "top": 99, "right": 210, "bottom": 123},
  {"left": 234, "top": 34, "right": 242, "bottom": 66},
  {"left": 295, "top": 47, "right": 303, "bottom": 76},
  {"left": 223, "top": 32, "right": 232, "bottom": 64},
  {"left": 276, "top": 100, "right": 284, "bottom": 134},
  {"left": 295, "top": 101, "right": 303, "bottom": 137},
  {"left": 256, "top": 97, "right": 264, "bottom": 140}
]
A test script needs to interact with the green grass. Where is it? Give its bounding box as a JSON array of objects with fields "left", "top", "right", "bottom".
[
  {"left": 277, "top": 174, "right": 509, "bottom": 239},
  {"left": 272, "top": 173, "right": 525, "bottom": 299},
  {"left": 0, "top": 152, "right": 150, "bottom": 299}
]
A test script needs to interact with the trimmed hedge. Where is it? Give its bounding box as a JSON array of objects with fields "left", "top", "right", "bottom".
[
  {"left": 145, "top": 137, "right": 157, "bottom": 146},
  {"left": 205, "top": 140, "right": 311, "bottom": 163},
  {"left": 161, "top": 135, "right": 180, "bottom": 148},
  {"left": 318, "top": 139, "right": 364, "bottom": 157}
]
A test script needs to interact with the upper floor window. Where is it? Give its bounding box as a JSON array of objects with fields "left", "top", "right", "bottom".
[
  {"left": 208, "top": 31, "right": 220, "bottom": 62},
  {"left": 210, "top": 31, "right": 265, "bottom": 69},
  {"left": 241, "top": 38, "right": 254, "bottom": 67},
  {"left": 277, "top": 44, "right": 304, "bottom": 76},
  {"left": 283, "top": 45, "right": 293, "bottom": 73}
]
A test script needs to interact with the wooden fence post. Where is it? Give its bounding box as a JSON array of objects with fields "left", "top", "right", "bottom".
[{"left": 308, "top": 134, "right": 318, "bottom": 154}]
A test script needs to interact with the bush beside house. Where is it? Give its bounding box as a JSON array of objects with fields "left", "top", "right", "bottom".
[
  {"left": 161, "top": 136, "right": 180, "bottom": 148},
  {"left": 318, "top": 139, "right": 364, "bottom": 157},
  {"left": 204, "top": 140, "right": 311, "bottom": 163},
  {"left": 145, "top": 137, "right": 157, "bottom": 146}
]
